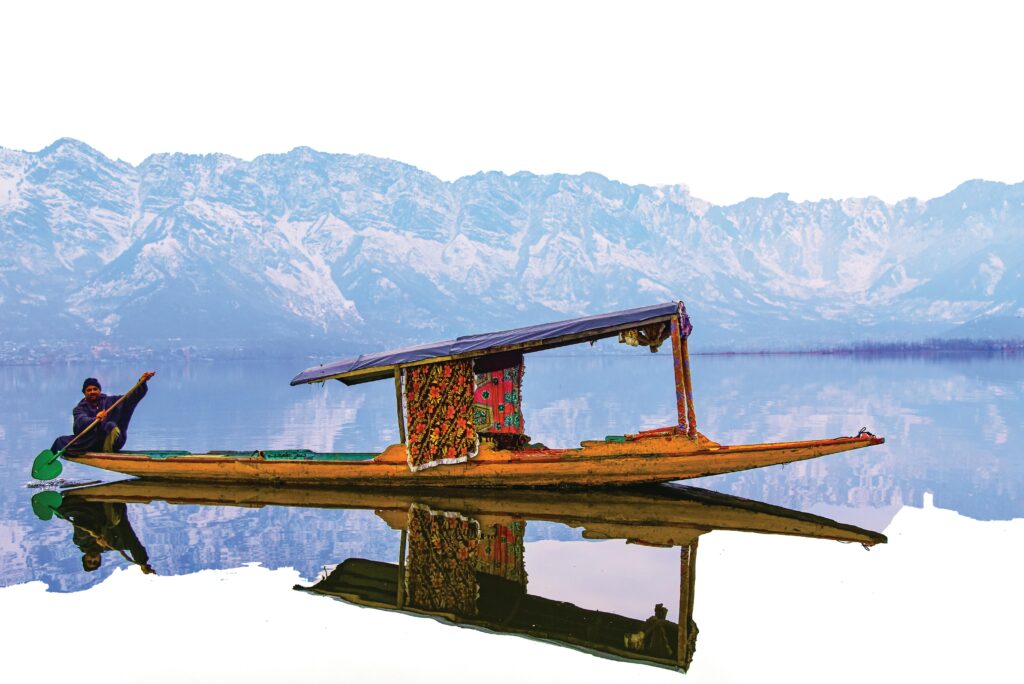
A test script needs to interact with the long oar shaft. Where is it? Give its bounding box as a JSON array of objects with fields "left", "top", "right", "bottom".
[{"left": 54, "top": 376, "right": 149, "bottom": 458}]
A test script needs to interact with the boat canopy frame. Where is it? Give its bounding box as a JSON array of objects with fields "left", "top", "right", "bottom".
[
  {"left": 291, "top": 301, "right": 688, "bottom": 386},
  {"left": 291, "top": 301, "right": 699, "bottom": 445}
]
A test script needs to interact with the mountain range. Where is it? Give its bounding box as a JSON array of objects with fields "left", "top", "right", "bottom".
[{"left": 1, "top": 138, "right": 1021, "bottom": 359}]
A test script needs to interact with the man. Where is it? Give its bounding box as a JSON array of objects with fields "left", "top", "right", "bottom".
[{"left": 50, "top": 372, "right": 156, "bottom": 456}]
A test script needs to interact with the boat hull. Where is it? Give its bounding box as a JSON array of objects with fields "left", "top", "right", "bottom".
[{"left": 67, "top": 433, "right": 884, "bottom": 487}]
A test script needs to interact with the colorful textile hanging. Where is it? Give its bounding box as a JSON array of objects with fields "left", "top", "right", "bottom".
[
  {"left": 404, "top": 504, "right": 480, "bottom": 616},
  {"left": 403, "top": 360, "right": 478, "bottom": 471},
  {"left": 473, "top": 353, "right": 525, "bottom": 435}
]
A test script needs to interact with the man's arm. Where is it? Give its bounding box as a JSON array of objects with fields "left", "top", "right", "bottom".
[
  {"left": 72, "top": 401, "right": 96, "bottom": 433},
  {"left": 107, "top": 371, "right": 156, "bottom": 419}
]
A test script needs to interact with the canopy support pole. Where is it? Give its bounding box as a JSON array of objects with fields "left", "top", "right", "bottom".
[
  {"left": 670, "top": 315, "right": 697, "bottom": 436},
  {"left": 681, "top": 336, "right": 697, "bottom": 439},
  {"left": 394, "top": 368, "right": 406, "bottom": 444}
]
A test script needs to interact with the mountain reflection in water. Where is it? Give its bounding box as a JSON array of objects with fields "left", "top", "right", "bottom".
[{"left": 40, "top": 481, "right": 885, "bottom": 674}]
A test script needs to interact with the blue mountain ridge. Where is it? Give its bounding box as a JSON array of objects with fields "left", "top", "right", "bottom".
[{"left": 0, "top": 138, "right": 1021, "bottom": 360}]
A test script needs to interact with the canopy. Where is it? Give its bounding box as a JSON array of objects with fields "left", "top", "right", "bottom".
[{"left": 291, "top": 301, "right": 686, "bottom": 386}]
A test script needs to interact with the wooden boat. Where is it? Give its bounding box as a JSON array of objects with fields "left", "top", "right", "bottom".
[{"left": 68, "top": 301, "right": 883, "bottom": 486}]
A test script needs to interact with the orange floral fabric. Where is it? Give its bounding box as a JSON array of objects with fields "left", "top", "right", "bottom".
[{"left": 404, "top": 360, "right": 478, "bottom": 470}]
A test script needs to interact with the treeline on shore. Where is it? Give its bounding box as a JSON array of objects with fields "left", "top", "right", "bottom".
[{"left": 702, "top": 338, "right": 1024, "bottom": 357}]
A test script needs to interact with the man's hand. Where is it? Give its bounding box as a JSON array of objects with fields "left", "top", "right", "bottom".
[
  {"left": 140, "top": 371, "right": 156, "bottom": 383},
  {"left": 96, "top": 409, "right": 109, "bottom": 422}
]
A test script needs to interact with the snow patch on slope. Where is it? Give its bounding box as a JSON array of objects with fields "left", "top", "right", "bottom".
[{"left": 978, "top": 255, "right": 1005, "bottom": 296}]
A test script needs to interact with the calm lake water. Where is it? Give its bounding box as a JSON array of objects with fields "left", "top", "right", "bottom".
[{"left": 0, "top": 351, "right": 1021, "bottom": 682}]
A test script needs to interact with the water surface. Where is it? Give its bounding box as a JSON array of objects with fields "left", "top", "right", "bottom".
[{"left": 0, "top": 352, "right": 1020, "bottom": 681}]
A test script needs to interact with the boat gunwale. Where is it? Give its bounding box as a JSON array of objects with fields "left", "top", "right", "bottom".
[{"left": 72, "top": 434, "right": 883, "bottom": 468}]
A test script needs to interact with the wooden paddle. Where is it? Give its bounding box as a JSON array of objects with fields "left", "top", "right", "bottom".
[{"left": 32, "top": 373, "right": 154, "bottom": 481}]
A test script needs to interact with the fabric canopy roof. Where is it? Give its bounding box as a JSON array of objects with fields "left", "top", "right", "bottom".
[{"left": 291, "top": 301, "right": 686, "bottom": 386}]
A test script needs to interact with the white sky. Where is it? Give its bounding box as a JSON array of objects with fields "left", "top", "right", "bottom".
[{"left": 1, "top": 0, "right": 1022, "bottom": 204}]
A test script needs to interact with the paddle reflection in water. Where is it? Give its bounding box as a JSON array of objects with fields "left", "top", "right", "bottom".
[{"left": 44, "top": 481, "right": 886, "bottom": 674}]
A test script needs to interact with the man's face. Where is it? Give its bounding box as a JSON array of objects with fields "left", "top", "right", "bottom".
[{"left": 84, "top": 385, "right": 101, "bottom": 402}]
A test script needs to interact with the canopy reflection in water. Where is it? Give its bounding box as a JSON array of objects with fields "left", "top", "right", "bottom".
[{"left": 51, "top": 480, "right": 886, "bottom": 674}]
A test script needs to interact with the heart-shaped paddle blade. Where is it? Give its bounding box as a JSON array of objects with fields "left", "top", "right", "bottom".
[
  {"left": 31, "top": 450, "right": 63, "bottom": 481},
  {"left": 31, "top": 490, "right": 64, "bottom": 521}
]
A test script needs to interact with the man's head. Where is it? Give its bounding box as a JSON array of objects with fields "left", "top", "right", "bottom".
[
  {"left": 82, "top": 552, "right": 102, "bottom": 572},
  {"left": 82, "top": 378, "right": 101, "bottom": 402}
]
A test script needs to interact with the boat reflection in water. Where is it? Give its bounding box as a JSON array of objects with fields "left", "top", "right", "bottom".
[{"left": 44, "top": 481, "right": 886, "bottom": 673}]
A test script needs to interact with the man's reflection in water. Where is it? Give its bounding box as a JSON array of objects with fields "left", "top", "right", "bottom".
[
  {"left": 625, "top": 603, "right": 678, "bottom": 658},
  {"left": 57, "top": 498, "right": 155, "bottom": 575}
]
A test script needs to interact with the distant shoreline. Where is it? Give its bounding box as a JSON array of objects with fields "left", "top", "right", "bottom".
[
  {"left": 1, "top": 337, "right": 1021, "bottom": 366},
  {"left": 697, "top": 339, "right": 1024, "bottom": 358}
]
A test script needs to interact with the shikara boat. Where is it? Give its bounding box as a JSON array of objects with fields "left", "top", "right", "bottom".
[
  {"left": 67, "top": 301, "right": 883, "bottom": 486},
  {"left": 46, "top": 479, "right": 885, "bottom": 672}
]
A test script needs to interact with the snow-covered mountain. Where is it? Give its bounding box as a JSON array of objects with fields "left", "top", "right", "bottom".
[{"left": 1, "top": 138, "right": 1021, "bottom": 357}]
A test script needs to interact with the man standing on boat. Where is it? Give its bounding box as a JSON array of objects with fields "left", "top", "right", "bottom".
[{"left": 50, "top": 372, "right": 157, "bottom": 456}]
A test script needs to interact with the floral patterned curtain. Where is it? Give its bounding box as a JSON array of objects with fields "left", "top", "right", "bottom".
[{"left": 403, "top": 360, "right": 479, "bottom": 470}]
